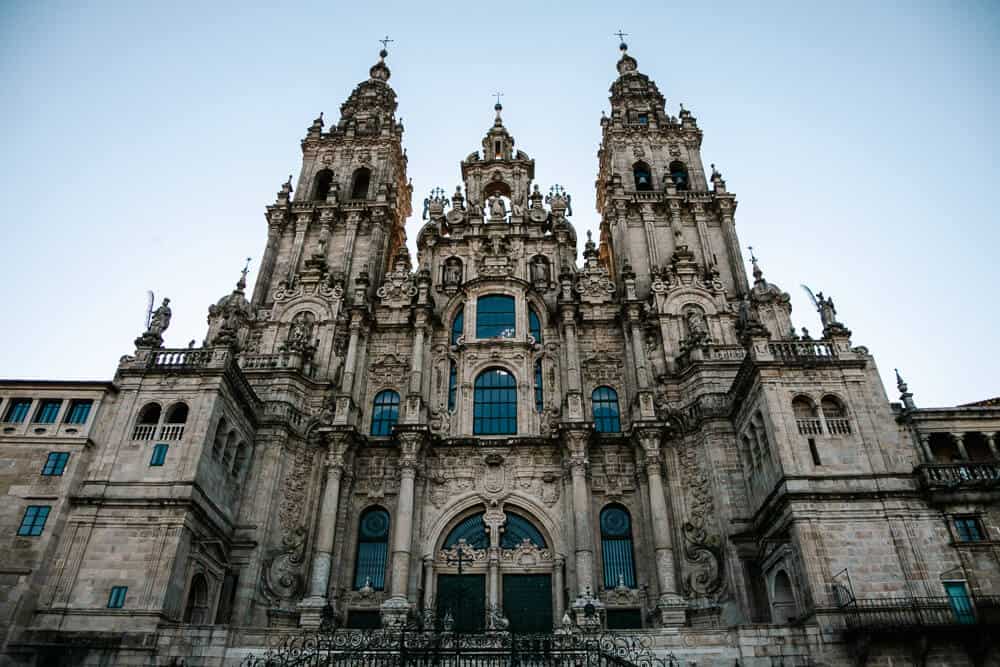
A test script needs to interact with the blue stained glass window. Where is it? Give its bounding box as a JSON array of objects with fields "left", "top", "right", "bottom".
[
  {"left": 107, "top": 586, "right": 127, "bottom": 609},
  {"left": 443, "top": 512, "right": 488, "bottom": 549},
  {"left": 42, "top": 452, "right": 70, "bottom": 476},
  {"left": 476, "top": 295, "right": 516, "bottom": 339},
  {"left": 17, "top": 505, "right": 50, "bottom": 536},
  {"left": 150, "top": 443, "right": 169, "bottom": 466},
  {"left": 600, "top": 505, "right": 636, "bottom": 588},
  {"left": 65, "top": 399, "right": 93, "bottom": 424},
  {"left": 534, "top": 361, "right": 544, "bottom": 413},
  {"left": 592, "top": 386, "right": 621, "bottom": 433},
  {"left": 354, "top": 508, "right": 390, "bottom": 589},
  {"left": 474, "top": 368, "right": 517, "bottom": 435},
  {"left": 34, "top": 399, "right": 62, "bottom": 424},
  {"left": 370, "top": 390, "right": 400, "bottom": 437},
  {"left": 451, "top": 309, "right": 464, "bottom": 345},
  {"left": 3, "top": 398, "right": 32, "bottom": 424},
  {"left": 501, "top": 512, "right": 547, "bottom": 549},
  {"left": 529, "top": 308, "right": 542, "bottom": 343},
  {"left": 448, "top": 360, "right": 458, "bottom": 412}
]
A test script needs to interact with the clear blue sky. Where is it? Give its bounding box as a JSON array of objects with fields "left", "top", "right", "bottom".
[{"left": 1, "top": 1, "right": 997, "bottom": 407}]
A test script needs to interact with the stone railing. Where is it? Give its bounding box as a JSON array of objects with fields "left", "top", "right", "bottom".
[
  {"left": 767, "top": 340, "right": 836, "bottom": 362},
  {"left": 826, "top": 417, "right": 851, "bottom": 435},
  {"left": 150, "top": 349, "right": 210, "bottom": 368},
  {"left": 918, "top": 461, "right": 1000, "bottom": 488},
  {"left": 158, "top": 424, "right": 185, "bottom": 441},
  {"left": 796, "top": 418, "right": 823, "bottom": 436},
  {"left": 238, "top": 352, "right": 303, "bottom": 372},
  {"left": 842, "top": 595, "right": 1000, "bottom": 630},
  {"left": 131, "top": 424, "right": 157, "bottom": 440},
  {"left": 710, "top": 346, "right": 746, "bottom": 362}
]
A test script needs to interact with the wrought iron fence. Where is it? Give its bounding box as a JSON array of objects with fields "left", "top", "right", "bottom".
[
  {"left": 241, "top": 626, "right": 678, "bottom": 667},
  {"left": 841, "top": 595, "right": 1000, "bottom": 630}
]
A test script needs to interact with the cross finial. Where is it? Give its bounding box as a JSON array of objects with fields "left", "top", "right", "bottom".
[
  {"left": 379, "top": 35, "right": 393, "bottom": 50},
  {"left": 747, "top": 245, "right": 757, "bottom": 263},
  {"left": 494, "top": 91, "right": 503, "bottom": 106},
  {"left": 614, "top": 30, "right": 628, "bottom": 42}
]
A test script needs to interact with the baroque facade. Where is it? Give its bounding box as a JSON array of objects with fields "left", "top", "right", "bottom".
[{"left": 2, "top": 43, "right": 1000, "bottom": 666}]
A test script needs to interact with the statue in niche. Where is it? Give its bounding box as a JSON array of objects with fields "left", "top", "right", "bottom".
[
  {"left": 488, "top": 195, "right": 507, "bottom": 221},
  {"left": 317, "top": 225, "right": 330, "bottom": 256},
  {"left": 530, "top": 256, "right": 551, "bottom": 284},
  {"left": 147, "top": 298, "right": 172, "bottom": 336},
  {"left": 443, "top": 257, "right": 463, "bottom": 286},
  {"left": 686, "top": 309, "right": 708, "bottom": 339},
  {"left": 287, "top": 312, "right": 316, "bottom": 352}
]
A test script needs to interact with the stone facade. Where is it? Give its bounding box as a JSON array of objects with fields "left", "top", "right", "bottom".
[{"left": 3, "top": 44, "right": 1000, "bottom": 667}]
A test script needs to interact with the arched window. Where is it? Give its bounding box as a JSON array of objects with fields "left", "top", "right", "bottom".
[
  {"left": 370, "top": 390, "right": 400, "bottom": 437},
  {"left": 353, "top": 507, "right": 390, "bottom": 590},
  {"left": 600, "top": 505, "right": 636, "bottom": 588},
  {"left": 474, "top": 368, "right": 517, "bottom": 435},
  {"left": 183, "top": 573, "right": 210, "bottom": 624},
  {"left": 165, "top": 402, "right": 188, "bottom": 424},
  {"left": 528, "top": 307, "right": 542, "bottom": 343},
  {"left": 212, "top": 418, "right": 227, "bottom": 460},
  {"left": 232, "top": 442, "right": 249, "bottom": 478},
  {"left": 138, "top": 403, "right": 161, "bottom": 425},
  {"left": 534, "top": 360, "right": 544, "bottom": 413},
  {"left": 313, "top": 168, "right": 333, "bottom": 201},
  {"left": 444, "top": 512, "right": 489, "bottom": 549},
  {"left": 350, "top": 168, "right": 371, "bottom": 200},
  {"left": 669, "top": 161, "right": 689, "bottom": 190},
  {"left": 792, "top": 396, "right": 821, "bottom": 435},
  {"left": 222, "top": 431, "right": 236, "bottom": 468},
  {"left": 753, "top": 413, "right": 772, "bottom": 463},
  {"left": 476, "top": 295, "right": 516, "bottom": 338},
  {"left": 633, "top": 161, "right": 653, "bottom": 191},
  {"left": 592, "top": 387, "right": 621, "bottom": 433},
  {"left": 448, "top": 360, "right": 458, "bottom": 412},
  {"left": 501, "top": 511, "right": 547, "bottom": 548},
  {"left": 451, "top": 309, "right": 464, "bottom": 346},
  {"left": 821, "top": 395, "right": 850, "bottom": 434}
]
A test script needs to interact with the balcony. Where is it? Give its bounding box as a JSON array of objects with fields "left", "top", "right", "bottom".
[
  {"left": 842, "top": 595, "right": 1000, "bottom": 632},
  {"left": 767, "top": 341, "right": 837, "bottom": 362},
  {"left": 917, "top": 461, "right": 1000, "bottom": 489},
  {"left": 796, "top": 418, "right": 823, "bottom": 436}
]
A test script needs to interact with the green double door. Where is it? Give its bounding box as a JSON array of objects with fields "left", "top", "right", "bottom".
[
  {"left": 436, "top": 574, "right": 486, "bottom": 633},
  {"left": 503, "top": 574, "right": 552, "bottom": 633}
]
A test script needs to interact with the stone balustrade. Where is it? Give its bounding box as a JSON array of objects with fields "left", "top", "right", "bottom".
[
  {"left": 917, "top": 461, "right": 1000, "bottom": 488},
  {"left": 796, "top": 418, "right": 823, "bottom": 436},
  {"left": 150, "top": 349, "right": 209, "bottom": 368},
  {"left": 158, "top": 424, "right": 185, "bottom": 441},
  {"left": 825, "top": 417, "right": 851, "bottom": 435},
  {"left": 767, "top": 340, "right": 836, "bottom": 362},
  {"left": 710, "top": 346, "right": 746, "bottom": 361},
  {"left": 238, "top": 352, "right": 303, "bottom": 372},
  {"left": 131, "top": 424, "right": 157, "bottom": 441}
]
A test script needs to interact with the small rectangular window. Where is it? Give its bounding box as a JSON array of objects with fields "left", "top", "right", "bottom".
[
  {"left": 34, "top": 399, "right": 62, "bottom": 424},
  {"left": 955, "top": 517, "right": 986, "bottom": 542},
  {"left": 107, "top": 586, "right": 128, "bottom": 608},
  {"left": 150, "top": 443, "right": 169, "bottom": 467},
  {"left": 65, "top": 399, "right": 93, "bottom": 425},
  {"left": 3, "top": 398, "right": 32, "bottom": 424},
  {"left": 637, "top": 113, "right": 649, "bottom": 125},
  {"left": 808, "top": 438, "right": 822, "bottom": 466},
  {"left": 17, "top": 505, "right": 50, "bottom": 536},
  {"left": 42, "top": 452, "right": 70, "bottom": 476}
]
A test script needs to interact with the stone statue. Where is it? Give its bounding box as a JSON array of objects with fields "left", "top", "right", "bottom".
[
  {"left": 816, "top": 291, "right": 837, "bottom": 327},
  {"left": 422, "top": 197, "right": 430, "bottom": 220},
  {"left": 147, "top": 298, "right": 172, "bottom": 336},
  {"left": 531, "top": 257, "right": 550, "bottom": 283},
  {"left": 443, "top": 259, "right": 463, "bottom": 286},
  {"left": 317, "top": 225, "right": 330, "bottom": 256},
  {"left": 686, "top": 309, "right": 708, "bottom": 338},
  {"left": 489, "top": 195, "right": 506, "bottom": 220}
]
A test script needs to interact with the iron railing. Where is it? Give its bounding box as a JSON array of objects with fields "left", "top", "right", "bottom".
[{"left": 842, "top": 595, "right": 1000, "bottom": 631}]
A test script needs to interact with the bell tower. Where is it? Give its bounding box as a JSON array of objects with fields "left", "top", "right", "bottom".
[{"left": 595, "top": 41, "right": 748, "bottom": 301}]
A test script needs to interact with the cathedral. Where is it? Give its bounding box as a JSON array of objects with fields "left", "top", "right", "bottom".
[{"left": 2, "top": 42, "right": 999, "bottom": 667}]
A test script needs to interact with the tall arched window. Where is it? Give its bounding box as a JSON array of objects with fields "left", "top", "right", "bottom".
[
  {"left": 350, "top": 168, "right": 371, "bottom": 200},
  {"left": 370, "top": 390, "right": 400, "bottom": 436},
  {"left": 534, "top": 360, "right": 544, "bottom": 413},
  {"left": 212, "top": 417, "right": 227, "bottom": 460},
  {"left": 448, "top": 360, "right": 458, "bottom": 412},
  {"left": 313, "top": 168, "right": 333, "bottom": 200},
  {"left": 592, "top": 386, "right": 621, "bottom": 433},
  {"left": 232, "top": 442, "right": 249, "bottom": 479},
  {"left": 669, "top": 161, "right": 689, "bottom": 190},
  {"left": 354, "top": 507, "right": 390, "bottom": 590},
  {"left": 138, "top": 403, "right": 161, "bottom": 425},
  {"left": 528, "top": 307, "right": 542, "bottom": 343},
  {"left": 451, "top": 309, "right": 464, "bottom": 345},
  {"left": 183, "top": 573, "right": 210, "bottom": 624},
  {"left": 222, "top": 431, "right": 236, "bottom": 468},
  {"left": 633, "top": 162, "right": 653, "bottom": 191},
  {"left": 165, "top": 402, "right": 188, "bottom": 424},
  {"left": 474, "top": 368, "right": 517, "bottom": 435},
  {"left": 476, "top": 295, "right": 516, "bottom": 338},
  {"left": 600, "top": 505, "right": 636, "bottom": 588},
  {"left": 821, "top": 395, "right": 851, "bottom": 434}
]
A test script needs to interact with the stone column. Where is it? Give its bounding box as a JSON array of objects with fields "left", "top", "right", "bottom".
[
  {"left": 382, "top": 429, "right": 426, "bottom": 626},
  {"left": 423, "top": 556, "right": 435, "bottom": 611},
  {"left": 985, "top": 432, "right": 999, "bottom": 460},
  {"left": 950, "top": 432, "right": 970, "bottom": 461},
  {"left": 917, "top": 432, "right": 934, "bottom": 463},
  {"left": 563, "top": 428, "right": 603, "bottom": 629},
  {"left": 553, "top": 556, "right": 566, "bottom": 625},
  {"left": 635, "top": 427, "right": 685, "bottom": 625},
  {"left": 299, "top": 431, "right": 352, "bottom": 628}
]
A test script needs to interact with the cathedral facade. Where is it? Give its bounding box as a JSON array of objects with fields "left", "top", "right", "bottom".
[{"left": 2, "top": 44, "right": 1000, "bottom": 666}]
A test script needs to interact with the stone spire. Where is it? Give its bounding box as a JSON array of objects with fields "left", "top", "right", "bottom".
[{"left": 896, "top": 369, "right": 917, "bottom": 411}]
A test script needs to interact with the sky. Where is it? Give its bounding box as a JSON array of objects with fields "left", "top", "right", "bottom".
[{"left": 1, "top": 1, "right": 997, "bottom": 408}]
